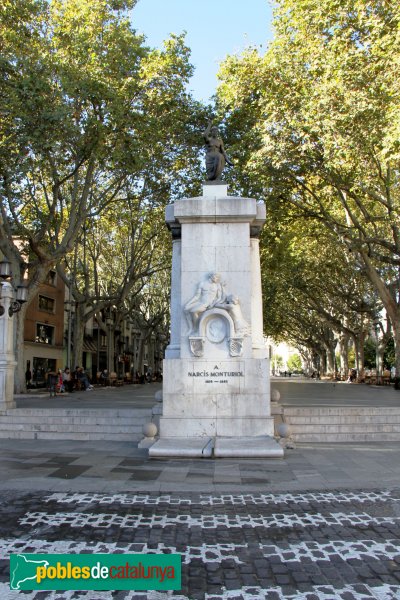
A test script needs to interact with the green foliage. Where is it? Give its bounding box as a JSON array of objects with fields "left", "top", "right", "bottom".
[
  {"left": 271, "top": 354, "right": 284, "bottom": 369},
  {"left": 363, "top": 337, "right": 377, "bottom": 369},
  {"left": 0, "top": 0, "right": 205, "bottom": 290},
  {"left": 217, "top": 0, "right": 400, "bottom": 370},
  {"left": 287, "top": 353, "right": 302, "bottom": 372},
  {"left": 384, "top": 337, "right": 395, "bottom": 368},
  {"left": 1, "top": 0, "right": 207, "bottom": 386},
  {"left": 348, "top": 347, "right": 356, "bottom": 369}
]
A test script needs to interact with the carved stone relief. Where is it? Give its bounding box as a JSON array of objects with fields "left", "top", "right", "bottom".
[
  {"left": 185, "top": 273, "right": 251, "bottom": 358},
  {"left": 189, "top": 337, "right": 205, "bottom": 358}
]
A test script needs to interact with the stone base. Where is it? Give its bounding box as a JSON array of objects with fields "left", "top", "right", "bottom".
[
  {"left": 148, "top": 436, "right": 284, "bottom": 458},
  {"left": 159, "top": 416, "right": 275, "bottom": 438},
  {"left": 214, "top": 436, "right": 284, "bottom": 458},
  {"left": 149, "top": 437, "right": 213, "bottom": 458},
  {"left": 161, "top": 357, "right": 272, "bottom": 437},
  {"left": 138, "top": 437, "right": 157, "bottom": 449}
]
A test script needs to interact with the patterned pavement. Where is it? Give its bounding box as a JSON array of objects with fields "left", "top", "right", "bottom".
[
  {"left": 1, "top": 489, "right": 400, "bottom": 599},
  {"left": 3, "top": 382, "right": 400, "bottom": 598}
]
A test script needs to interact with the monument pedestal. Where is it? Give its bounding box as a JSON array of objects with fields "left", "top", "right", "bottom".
[{"left": 149, "top": 183, "right": 283, "bottom": 458}]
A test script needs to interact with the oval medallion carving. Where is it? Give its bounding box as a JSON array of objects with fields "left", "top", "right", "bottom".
[{"left": 206, "top": 316, "right": 227, "bottom": 343}]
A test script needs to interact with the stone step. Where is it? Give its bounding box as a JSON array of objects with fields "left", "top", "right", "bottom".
[
  {"left": 0, "top": 431, "right": 139, "bottom": 441},
  {"left": 0, "top": 407, "right": 153, "bottom": 441},
  {"left": 283, "top": 407, "right": 400, "bottom": 416},
  {"left": 0, "top": 415, "right": 149, "bottom": 425},
  {"left": 292, "top": 432, "right": 400, "bottom": 443},
  {"left": 285, "top": 415, "right": 400, "bottom": 425},
  {"left": 0, "top": 408, "right": 151, "bottom": 417},
  {"left": 289, "top": 424, "right": 400, "bottom": 433},
  {"left": 0, "top": 422, "right": 145, "bottom": 433},
  {"left": 282, "top": 406, "right": 400, "bottom": 442}
]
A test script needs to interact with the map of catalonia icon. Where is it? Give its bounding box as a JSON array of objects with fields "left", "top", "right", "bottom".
[{"left": 10, "top": 555, "right": 50, "bottom": 590}]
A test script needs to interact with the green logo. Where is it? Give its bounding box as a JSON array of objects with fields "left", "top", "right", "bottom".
[{"left": 10, "top": 553, "right": 181, "bottom": 591}]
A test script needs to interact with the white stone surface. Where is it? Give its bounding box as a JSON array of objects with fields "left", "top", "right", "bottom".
[
  {"left": 149, "top": 437, "right": 213, "bottom": 457},
  {"left": 214, "top": 436, "right": 284, "bottom": 457},
  {"left": 137, "top": 437, "right": 157, "bottom": 449},
  {"left": 142, "top": 422, "right": 158, "bottom": 438},
  {"left": 271, "top": 388, "right": 281, "bottom": 402},
  {"left": 154, "top": 185, "right": 280, "bottom": 457},
  {"left": 250, "top": 237, "right": 266, "bottom": 353},
  {"left": 202, "top": 183, "right": 228, "bottom": 198},
  {"left": 174, "top": 197, "right": 258, "bottom": 223},
  {"left": 165, "top": 238, "right": 181, "bottom": 358}
]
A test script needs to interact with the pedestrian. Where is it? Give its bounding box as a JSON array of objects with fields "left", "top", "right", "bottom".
[
  {"left": 100, "top": 369, "right": 108, "bottom": 386},
  {"left": 62, "top": 368, "right": 74, "bottom": 393},
  {"left": 25, "top": 367, "right": 32, "bottom": 389},
  {"left": 57, "top": 369, "right": 65, "bottom": 393},
  {"left": 47, "top": 369, "right": 58, "bottom": 398}
]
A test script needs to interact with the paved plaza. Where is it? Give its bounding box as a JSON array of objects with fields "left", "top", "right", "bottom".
[{"left": 0, "top": 380, "right": 399, "bottom": 599}]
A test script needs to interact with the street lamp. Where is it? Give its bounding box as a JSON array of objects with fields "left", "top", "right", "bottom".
[
  {"left": 0, "top": 259, "right": 27, "bottom": 409},
  {"left": 0, "top": 260, "right": 28, "bottom": 317}
]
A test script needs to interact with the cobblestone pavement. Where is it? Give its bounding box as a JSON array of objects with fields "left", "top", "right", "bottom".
[{"left": 1, "top": 488, "right": 400, "bottom": 600}]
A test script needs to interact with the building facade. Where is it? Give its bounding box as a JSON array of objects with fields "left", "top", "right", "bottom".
[{"left": 23, "top": 270, "right": 65, "bottom": 387}]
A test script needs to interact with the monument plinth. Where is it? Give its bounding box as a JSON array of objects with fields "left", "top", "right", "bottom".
[{"left": 149, "top": 183, "right": 283, "bottom": 458}]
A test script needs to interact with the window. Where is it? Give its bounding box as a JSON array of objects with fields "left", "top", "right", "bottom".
[
  {"left": 45, "top": 270, "right": 57, "bottom": 286},
  {"left": 38, "top": 295, "right": 55, "bottom": 313},
  {"left": 36, "top": 323, "right": 55, "bottom": 345}
]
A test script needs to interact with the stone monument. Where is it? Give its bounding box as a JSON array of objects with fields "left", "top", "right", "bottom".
[{"left": 149, "top": 126, "right": 283, "bottom": 458}]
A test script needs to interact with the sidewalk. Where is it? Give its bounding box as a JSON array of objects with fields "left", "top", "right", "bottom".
[{"left": 1, "top": 379, "right": 399, "bottom": 495}]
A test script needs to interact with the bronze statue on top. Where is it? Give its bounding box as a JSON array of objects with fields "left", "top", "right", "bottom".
[{"left": 203, "top": 121, "right": 233, "bottom": 181}]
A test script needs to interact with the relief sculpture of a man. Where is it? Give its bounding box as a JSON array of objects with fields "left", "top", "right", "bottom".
[{"left": 184, "top": 272, "right": 225, "bottom": 334}]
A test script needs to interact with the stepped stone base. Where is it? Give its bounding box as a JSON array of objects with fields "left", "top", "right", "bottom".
[
  {"left": 214, "top": 436, "right": 283, "bottom": 457},
  {"left": 149, "top": 435, "right": 283, "bottom": 458},
  {"left": 0, "top": 407, "right": 152, "bottom": 441},
  {"left": 149, "top": 437, "right": 213, "bottom": 458},
  {"left": 282, "top": 406, "right": 400, "bottom": 443}
]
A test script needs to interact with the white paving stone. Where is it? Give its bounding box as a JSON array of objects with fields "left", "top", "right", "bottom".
[
  {"left": 260, "top": 538, "right": 400, "bottom": 562},
  {"left": 45, "top": 489, "right": 398, "bottom": 506},
  {"left": 0, "top": 538, "right": 245, "bottom": 565},
  {"left": 1, "top": 583, "right": 399, "bottom": 600},
  {"left": 19, "top": 510, "right": 400, "bottom": 530}
]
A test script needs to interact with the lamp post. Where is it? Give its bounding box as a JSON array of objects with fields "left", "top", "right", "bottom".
[{"left": 0, "top": 260, "right": 28, "bottom": 408}]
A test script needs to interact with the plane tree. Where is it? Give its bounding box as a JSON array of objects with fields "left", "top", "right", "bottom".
[
  {"left": 217, "top": 0, "right": 400, "bottom": 373},
  {"left": 0, "top": 0, "right": 206, "bottom": 390}
]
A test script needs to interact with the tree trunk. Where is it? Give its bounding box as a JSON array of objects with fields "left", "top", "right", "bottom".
[
  {"left": 376, "top": 340, "right": 386, "bottom": 379},
  {"left": 136, "top": 336, "right": 145, "bottom": 375},
  {"left": 339, "top": 334, "right": 349, "bottom": 379},
  {"left": 354, "top": 330, "right": 365, "bottom": 381},
  {"left": 360, "top": 252, "right": 400, "bottom": 378},
  {"left": 107, "top": 326, "right": 116, "bottom": 374},
  {"left": 326, "top": 343, "right": 335, "bottom": 377},
  {"left": 319, "top": 349, "right": 326, "bottom": 376},
  {"left": 394, "top": 325, "right": 400, "bottom": 379},
  {"left": 73, "top": 303, "right": 85, "bottom": 369}
]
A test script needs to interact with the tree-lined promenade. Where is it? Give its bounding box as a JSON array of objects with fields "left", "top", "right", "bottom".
[
  {"left": 217, "top": 0, "right": 400, "bottom": 379},
  {"left": 1, "top": 0, "right": 399, "bottom": 389}
]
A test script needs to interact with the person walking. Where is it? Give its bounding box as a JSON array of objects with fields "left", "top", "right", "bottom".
[{"left": 47, "top": 369, "right": 58, "bottom": 398}]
